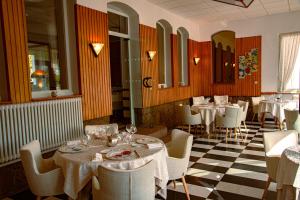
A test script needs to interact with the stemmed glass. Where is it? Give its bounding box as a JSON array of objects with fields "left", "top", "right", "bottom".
[{"left": 126, "top": 124, "right": 137, "bottom": 144}]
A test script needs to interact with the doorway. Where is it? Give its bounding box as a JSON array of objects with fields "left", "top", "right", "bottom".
[{"left": 109, "top": 35, "right": 131, "bottom": 124}]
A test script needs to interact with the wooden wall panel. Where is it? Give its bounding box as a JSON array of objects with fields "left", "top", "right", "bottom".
[
  {"left": 75, "top": 5, "right": 112, "bottom": 120},
  {"left": 195, "top": 36, "right": 261, "bottom": 97},
  {"left": 1, "top": 0, "right": 31, "bottom": 103},
  {"left": 140, "top": 25, "right": 193, "bottom": 108}
]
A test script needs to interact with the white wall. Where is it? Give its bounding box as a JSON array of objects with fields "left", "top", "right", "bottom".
[
  {"left": 76, "top": 0, "right": 200, "bottom": 40},
  {"left": 198, "top": 11, "right": 300, "bottom": 92}
]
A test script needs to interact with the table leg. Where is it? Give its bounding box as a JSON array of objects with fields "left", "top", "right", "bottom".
[{"left": 261, "top": 112, "right": 266, "bottom": 128}]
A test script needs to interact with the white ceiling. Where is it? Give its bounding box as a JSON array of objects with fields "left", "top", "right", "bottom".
[{"left": 146, "top": 0, "right": 300, "bottom": 24}]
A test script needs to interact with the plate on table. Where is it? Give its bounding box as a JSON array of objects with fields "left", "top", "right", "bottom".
[
  {"left": 136, "top": 138, "right": 158, "bottom": 145},
  {"left": 58, "top": 144, "right": 88, "bottom": 153},
  {"left": 106, "top": 149, "right": 134, "bottom": 160}
]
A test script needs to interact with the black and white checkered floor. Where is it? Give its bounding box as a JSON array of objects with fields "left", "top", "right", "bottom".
[{"left": 163, "top": 120, "right": 279, "bottom": 200}]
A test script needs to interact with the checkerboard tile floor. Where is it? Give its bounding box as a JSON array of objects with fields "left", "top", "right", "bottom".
[{"left": 162, "top": 120, "right": 279, "bottom": 200}]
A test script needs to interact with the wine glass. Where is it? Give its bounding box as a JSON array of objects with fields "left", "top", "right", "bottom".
[{"left": 126, "top": 124, "right": 137, "bottom": 143}]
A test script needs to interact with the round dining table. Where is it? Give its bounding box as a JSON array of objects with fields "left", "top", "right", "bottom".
[
  {"left": 276, "top": 145, "right": 300, "bottom": 200},
  {"left": 191, "top": 103, "right": 227, "bottom": 133},
  {"left": 53, "top": 134, "right": 169, "bottom": 200},
  {"left": 258, "top": 99, "right": 298, "bottom": 129}
]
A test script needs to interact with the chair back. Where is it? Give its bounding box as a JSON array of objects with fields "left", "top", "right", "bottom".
[
  {"left": 263, "top": 131, "right": 298, "bottom": 180},
  {"left": 284, "top": 109, "right": 300, "bottom": 133},
  {"left": 20, "top": 140, "right": 43, "bottom": 179},
  {"left": 192, "top": 96, "right": 204, "bottom": 105},
  {"left": 85, "top": 123, "right": 118, "bottom": 135},
  {"left": 181, "top": 105, "right": 201, "bottom": 125},
  {"left": 169, "top": 129, "right": 193, "bottom": 159},
  {"left": 214, "top": 95, "right": 228, "bottom": 105},
  {"left": 251, "top": 96, "right": 264, "bottom": 113},
  {"left": 237, "top": 100, "right": 249, "bottom": 121},
  {"left": 95, "top": 160, "right": 155, "bottom": 200},
  {"left": 223, "top": 106, "right": 243, "bottom": 128}
]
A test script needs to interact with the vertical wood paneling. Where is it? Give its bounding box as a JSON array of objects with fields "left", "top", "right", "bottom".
[
  {"left": 75, "top": 5, "right": 112, "bottom": 120},
  {"left": 195, "top": 36, "right": 261, "bottom": 97},
  {"left": 1, "top": 0, "right": 31, "bottom": 103},
  {"left": 140, "top": 25, "right": 193, "bottom": 108}
]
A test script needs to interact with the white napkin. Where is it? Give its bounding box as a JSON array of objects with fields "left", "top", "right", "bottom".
[
  {"left": 67, "top": 140, "right": 81, "bottom": 146},
  {"left": 147, "top": 142, "right": 163, "bottom": 149},
  {"left": 92, "top": 153, "right": 103, "bottom": 162}
]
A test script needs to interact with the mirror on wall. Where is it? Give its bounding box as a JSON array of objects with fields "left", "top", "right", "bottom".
[{"left": 212, "top": 30, "right": 235, "bottom": 83}]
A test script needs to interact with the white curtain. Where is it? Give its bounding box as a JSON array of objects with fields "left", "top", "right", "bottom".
[{"left": 278, "top": 32, "right": 300, "bottom": 92}]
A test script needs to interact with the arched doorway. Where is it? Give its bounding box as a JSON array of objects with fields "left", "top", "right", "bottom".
[{"left": 107, "top": 1, "right": 141, "bottom": 125}]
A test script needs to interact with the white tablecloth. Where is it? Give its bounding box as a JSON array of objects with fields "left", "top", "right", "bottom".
[
  {"left": 276, "top": 145, "right": 300, "bottom": 200},
  {"left": 53, "top": 135, "right": 169, "bottom": 199},
  {"left": 191, "top": 104, "right": 226, "bottom": 133},
  {"left": 258, "top": 100, "right": 298, "bottom": 123}
]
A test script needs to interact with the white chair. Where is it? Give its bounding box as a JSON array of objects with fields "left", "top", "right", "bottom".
[
  {"left": 92, "top": 160, "right": 155, "bottom": 200},
  {"left": 214, "top": 95, "right": 228, "bottom": 105},
  {"left": 20, "top": 140, "right": 64, "bottom": 200},
  {"left": 179, "top": 105, "right": 202, "bottom": 133},
  {"left": 237, "top": 100, "right": 249, "bottom": 129},
  {"left": 166, "top": 129, "right": 193, "bottom": 200},
  {"left": 215, "top": 106, "right": 243, "bottom": 140},
  {"left": 262, "top": 130, "right": 298, "bottom": 199},
  {"left": 251, "top": 96, "right": 265, "bottom": 121},
  {"left": 192, "top": 96, "right": 204, "bottom": 105},
  {"left": 284, "top": 109, "right": 300, "bottom": 133}
]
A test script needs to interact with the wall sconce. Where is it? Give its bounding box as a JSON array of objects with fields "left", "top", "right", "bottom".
[
  {"left": 90, "top": 43, "right": 104, "bottom": 56},
  {"left": 194, "top": 57, "right": 200, "bottom": 65},
  {"left": 147, "top": 51, "right": 156, "bottom": 61}
]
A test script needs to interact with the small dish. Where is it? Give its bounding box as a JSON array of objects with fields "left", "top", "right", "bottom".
[
  {"left": 106, "top": 149, "right": 134, "bottom": 160},
  {"left": 58, "top": 144, "right": 88, "bottom": 153}
]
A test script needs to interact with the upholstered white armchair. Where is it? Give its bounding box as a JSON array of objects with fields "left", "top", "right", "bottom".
[
  {"left": 214, "top": 95, "right": 229, "bottom": 105},
  {"left": 251, "top": 96, "right": 265, "bottom": 121},
  {"left": 284, "top": 109, "right": 300, "bottom": 133},
  {"left": 179, "top": 105, "right": 202, "bottom": 133},
  {"left": 237, "top": 100, "right": 249, "bottom": 129},
  {"left": 20, "top": 140, "right": 64, "bottom": 200},
  {"left": 215, "top": 106, "right": 243, "bottom": 140},
  {"left": 166, "top": 129, "right": 193, "bottom": 200},
  {"left": 262, "top": 130, "right": 298, "bottom": 199},
  {"left": 92, "top": 160, "right": 155, "bottom": 200}
]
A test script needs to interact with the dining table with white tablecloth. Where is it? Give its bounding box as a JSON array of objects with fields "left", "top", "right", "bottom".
[
  {"left": 258, "top": 100, "right": 298, "bottom": 129},
  {"left": 276, "top": 145, "right": 300, "bottom": 200},
  {"left": 191, "top": 103, "right": 227, "bottom": 133},
  {"left": 53, "top": 135, "right": 169, "bottom": 200}
]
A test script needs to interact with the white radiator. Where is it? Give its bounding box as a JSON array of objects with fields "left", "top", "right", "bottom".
[{"left": 0, "top": 97, "right": 84, "bottom": 166}]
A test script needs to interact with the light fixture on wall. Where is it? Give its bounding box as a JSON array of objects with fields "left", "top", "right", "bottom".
[
  {"left": 147, "top": 51, "right": 156, "bottom": 61},
  {"left": 212, "top": 0, "right": 254, "bottom": 8},
  {"left": 194, "top": 57, "right": 200, "bottom": 65},
  {"left": 90, "top": 43, "right": 104, "bottom": 56}
]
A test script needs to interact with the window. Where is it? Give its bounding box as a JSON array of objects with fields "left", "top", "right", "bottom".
[
  {"left": 0, "top": 11, "right": 9, "bottom": 101},
  {"left": 108, "top": 11, "right": 128, "bottom": 35},
  {"left": 177, "top": 27, "right": 189, "bottom": 86},
  {"left": 156, "top": 19, "right": 172, "bottom": 88},
  {"left": 278, "top": 32, "right": 300, "bottom": 92},
  {"left": 25, "top": 0, "right": 77, "bottom": 98}
]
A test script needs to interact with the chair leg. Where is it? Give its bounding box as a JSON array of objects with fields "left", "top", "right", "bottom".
[
  {"left": 234, "top": 128, "right": 237, "bottom": 140},
  {"left": 243, "top": 121, "right": 247, "bottom": 130},
  {"left": 252, "top": 113, "right": 256, "bottom": 121},
  {"left": 262, "top": 177, "right": 271, "bottom": 199},
  {"left": 225, "top": 128, "right": 228, "bottom": 142},
  {"left": 173, "top": 180, "right": 176, "bottom": 189},
  {"left": 188, "top": 124, "right": 191, "bottom": 133},
  {"left": 181, "top": 176, "right": 190, "bottom": 200}
]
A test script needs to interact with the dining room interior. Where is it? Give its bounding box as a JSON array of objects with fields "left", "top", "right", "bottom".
[{"left": 0, "top": 0, "right": 300, "bottom": 200}]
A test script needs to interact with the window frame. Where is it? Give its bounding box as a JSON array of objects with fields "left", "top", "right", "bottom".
[
  {"left": 177, "top": 27, "right": 189, "bottom": 87},
  {"left": 26, "top": 0, "right": 77, "bottom": 99},
  {"left": 156, "top": 19, "right": 173, "bottom": 89}
]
